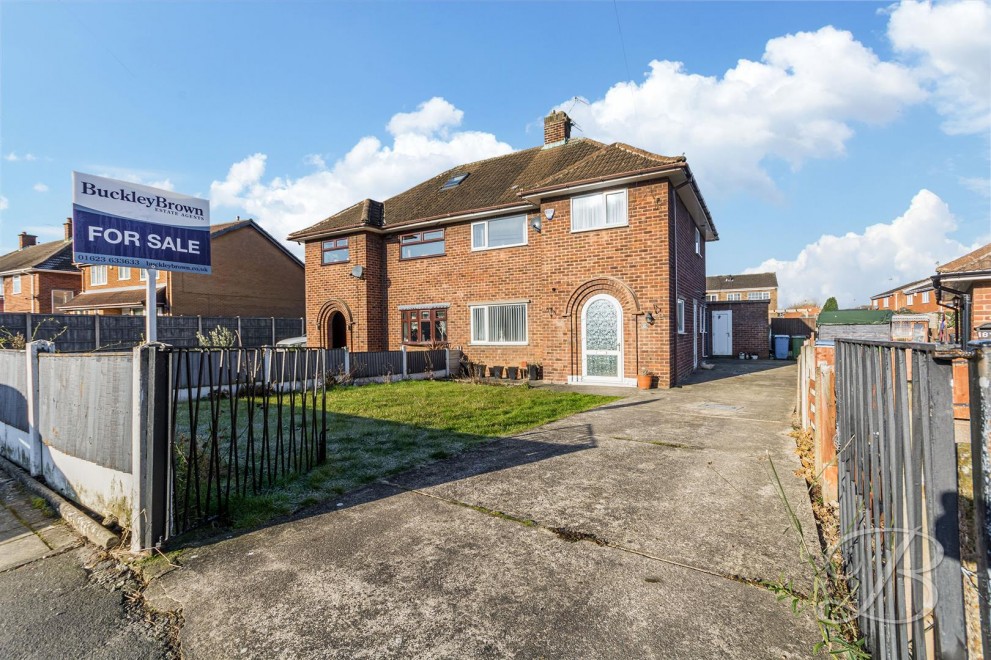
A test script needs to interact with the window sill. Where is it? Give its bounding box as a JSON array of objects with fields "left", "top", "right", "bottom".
[
  {"left": 469, "top": 341, "right": 529, "bottom": 346},
  {"left": 470, "top": 242, "right": 528, "bottom": 252},
  {"left": 570, "top": 222, "right": 629, "bottom": 235},
  {"left": 399, "top": 253, "right": 446, "bottom": 261},
  {"left": 321, "top": 261, "right": 350, "bottom": 266}
]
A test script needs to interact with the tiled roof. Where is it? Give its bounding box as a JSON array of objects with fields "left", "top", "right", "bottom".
[
  {"left": 938, "top": 243, "right": 991, "bottom": 274},
  {"left": 705, "top": 272, "right": 778, "bottom": 291},
  {"left": 870, "top": 277, "right": 933, "bottom": 299},
  {"left": 0, "top": 240, "right": 78, "bottom": 275},
  {"left": 58, "top": 286, "right": 165, "bottom": 311},
  {"left": 209, "top": 219, "right": 303, "bottom": 267},
  {"left": 289, "top": 138, "right": 694, "bottom": 241}
]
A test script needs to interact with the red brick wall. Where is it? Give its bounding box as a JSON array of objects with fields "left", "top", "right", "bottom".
[
  {"left": 706, "top": 301, "right": 770, "bottom": 358},
  {"left": 672, "top": 192, "right": 706, "bottom": 380},
  {"left": 303, "top": 178, "right": 707, "bottom": 387},
  {"left": 971, "top": 283, "right": 991, "bottom": 337},
  {"left": 1, "top": 271, "right": 81, "bottom": 313}
]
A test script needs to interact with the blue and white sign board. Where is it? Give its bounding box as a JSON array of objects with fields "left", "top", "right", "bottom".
[{"left": 72, "top": 172, "right": 211, "bottom": 273}]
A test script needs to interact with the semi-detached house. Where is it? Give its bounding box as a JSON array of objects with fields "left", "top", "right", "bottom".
[{"left": 289, "top": 111, "right": 718, "bottom": 388}]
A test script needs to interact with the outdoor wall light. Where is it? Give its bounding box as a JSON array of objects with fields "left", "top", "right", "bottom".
[{"left": 644, "top": 312, "right": 655, "bottom": 325}]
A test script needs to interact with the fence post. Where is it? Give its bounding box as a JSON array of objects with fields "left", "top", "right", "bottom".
[
  {"left": 263, "top": 346, "right": 273, "bottom": 385},
  {"left": 93, "top": 315, "right": 100, "bottom": 351},
  {"left": 445, "top": 348, "right": 451, "bottom": 377},
  {"left": 401, "top": 345, "right": 408, "bottom": 379},
  {"left": 271, "top": 317, "right": 276, "bottom": 345},
  {"left": 236, "top": 316, "right": 242, "bottom": 343},
  {"left": 197, "top": 315, "right": 203, "bottom": 335},
  {"left": 970, "top": 346, "right": 991, "bottom": 657},
  {"left": 130, "top": 345, "right": 169, "bottom": 552},
  {"left": 25, "top": 341, "right": 53, "bottom": 477},
  {"left": 343, "top": 347, "right": 350, "bottom": 375},
  {"left": 25, "top": 313, "right": 33, "bottom": 340}
]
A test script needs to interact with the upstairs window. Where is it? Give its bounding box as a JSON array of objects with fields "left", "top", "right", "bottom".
[
  {"left": 677, "top": 298, "right": 686, "bottom": 334},
  {"left": 90, "top": 266, "right": 107, "bottom": 286},
  {"left": 695, "top": 227, "right": 702, "bottom": 255},
  {"left": 705, "top": 293, "right": 718, "bottom": 302},
  {"left": 400, "top": 229, "right": 445, "bottom": 260},
  {"left": 471, "top": 215, "right": 527, "bottom": 251},
  {"left": 471, "top": 303, "right": 528, "bottom": 345},
  {"left": 727, "top": 293, "right": 741, "bottom": 301},
  {"left": 747, "top": 291, "right": 770, "bottom": 301},
  {"left": 883, "top": 298, "right": 889, "bottom": 308},
  {"left": 906, "top": 294, "right": 914, "bottom": 306},
  {"left": 922, "top": 291, "right": 931, "bottom": 304},
  {"left": 139, "top": 269, "right": 148, "bottom": 281},
  {"left": 322, "top": 238, "right": 349, "bottom": 264},
  {"left": 118, "top": 266, "right": 131, "bottom": 280},
  {"left": 571, "top": 189, "right": 628, "bottom": 232},
  {"left": 401, "top": 308, "right": 447, "bottom": 345},
  {"left": 11, "top": 275, "right": 21, "bottom": 294}
]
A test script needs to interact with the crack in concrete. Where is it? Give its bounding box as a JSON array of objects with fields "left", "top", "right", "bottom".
[
  {"left": 381, "top": 479, "right": 810, "bottom": 602},
  {"left": 0, "top": 540, "right": 85, "bottom": 575}
]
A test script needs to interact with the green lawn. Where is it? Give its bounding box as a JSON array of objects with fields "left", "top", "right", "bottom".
[{"left": 177, "top": 380, "right": 618, "bottom": 530}]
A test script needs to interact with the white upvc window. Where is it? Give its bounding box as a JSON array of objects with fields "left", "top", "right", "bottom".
[
  {"left": 906, "top": 294, "right": 914, "bottom": 306},
  {"left": 570, "top": 188, "right": 628, "bottom": 232},
  {"left": 471, "top": 215, "right": 527, "bottom": 251},
  {"left": 883, "top": 298, "right": 889, "bottom": 308},
  {"left": 470, "top": 302, "right": 528, "bottom": 345},
  {"left": 118, "top": 266, "right": 131, "bottom": 280},
  {"left": 677, "top": 298, "right": 686, "bottom": 334},
  {"left": 727, "top": 293, "right": 741, "bottom": 301},
  {"left": 11, "top": 275, "right": 21, "bottom": 294},
  {"left": 922, "top": 291, "right": 931, "bottom": 304},
  {"left": 747, "top": 291, "right": 771, "bottom": 301},
  {"left": 706, "top": 293, "right": 718, "bottom": 302},
  {"left": 90, "top": 266, "right": 107, "bottom": 286},
  {"left": 695, "top": 227, "right": 702, "bottom": 255},
  {"left": 139, "top": 269, "right": 148, "bottom": 281}
]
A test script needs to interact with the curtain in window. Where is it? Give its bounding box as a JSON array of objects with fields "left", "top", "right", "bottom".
[
  {"left": 487, "top": 216, "right": 523, "bottom": 247},
  {"left": 606, "top": 192, "right": 626, "bottom": 225},
  {"left": 488, "top": 304, "right": 526, "bottom": 343},
  {"left": 572, "top": 195, "right": 601, "bottom": 231},
  {"left": 471, "top": 307, "right": 486, "bottom": 342}
]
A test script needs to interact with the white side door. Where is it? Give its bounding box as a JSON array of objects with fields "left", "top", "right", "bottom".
[{"left": 712, "top": 310, "right": 732, "bottom": 356}]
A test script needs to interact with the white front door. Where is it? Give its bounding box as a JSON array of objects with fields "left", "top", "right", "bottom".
[
  {"left": 581, "top": 294, "right": 623, "bottom": 382},
  {"left": 712, "top": 310, "right": 732, "bottom": 356}
]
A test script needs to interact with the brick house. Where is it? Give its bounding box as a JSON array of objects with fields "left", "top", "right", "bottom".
[
  {"left": 870, "top": 277, "right": 939, "bottom": 313},
  {"left": 0, "top": 220, "right": 81, "bottom": 314},
  {"left": 705, "top": 273, "right": 778, "bottom": 319},
  {"left": 288, "top": 111, "right": 717, "bottom": 387},
  {"left": 931, "top": 243, "right": 991, "bottom": 340},
  {"left": 60, "top": 219, "right": 305, "bottom": 317}
]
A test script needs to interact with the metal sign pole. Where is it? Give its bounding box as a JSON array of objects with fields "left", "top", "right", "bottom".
[{"left": 146, "top": 268, "right": 158, "bottom": 343}]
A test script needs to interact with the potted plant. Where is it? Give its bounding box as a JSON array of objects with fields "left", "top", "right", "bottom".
[
  {"left": 490, "top": 365, "right": 504, "bottom": 379},
  {"left": 528, "top": 361, "right": 542, "bottom": 380},
  {"left": 637, "top": 368, "right": 655, "bottom": 390},
  {"left": 474, "top": 363, "right": 487, "bottom": 379},
  {"left": 506, "top": 365, "right": 519, "bottom": 380}
]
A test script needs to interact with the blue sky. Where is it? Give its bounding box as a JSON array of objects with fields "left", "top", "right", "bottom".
[{"left": 1, "top": 0, "right": 988, "bottom": 307}]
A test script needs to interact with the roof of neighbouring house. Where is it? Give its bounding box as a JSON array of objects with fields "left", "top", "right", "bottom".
[
  {"left": 57, "top": 286, "right": 166, "bottom": 311},
  {"left": 209, "top": 218, "right": 303, "bottom": 267},
  {"left": 288, "top": 138, "right": 713, "bottom": 241},
  {"left": 0, "top": 239, "right": 78, "bottom": 276},
  {"left": 938, "top": 243, "right": 991, "bottom": 274},
  {"left": 817, "top": 310, "right": 893, "bottom": 325},
  {"left": 705, "top": 272, "right": 778, "bottom": 291},
  {"left": 870, "top": 277, "right": 934, "bottom": 299}
]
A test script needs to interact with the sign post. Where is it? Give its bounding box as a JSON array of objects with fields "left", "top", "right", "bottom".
[{"left": 71, "top": 173, "right": 211, "bottom": 343}]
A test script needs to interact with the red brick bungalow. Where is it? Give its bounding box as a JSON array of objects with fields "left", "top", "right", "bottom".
[
  {"left": 0, "top": 221, "right": 80, "bottom": 313},
  {"left": 288, "top": 111, "right": 718, "bottom": 387}
]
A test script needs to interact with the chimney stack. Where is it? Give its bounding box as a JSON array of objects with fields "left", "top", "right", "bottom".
[
  {"left": 544, "top": 110, "right": 572, "bottom": 146},
  {"left": 18, "top": 232, "right": 37, "bottom": 249},
  {"left": 64, "top": 217, "right": 73, "bottom": 242}
]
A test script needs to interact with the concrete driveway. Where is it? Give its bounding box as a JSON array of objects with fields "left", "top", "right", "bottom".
[{"left": 146, "top": 359, "right": 821, "bottom": 658}]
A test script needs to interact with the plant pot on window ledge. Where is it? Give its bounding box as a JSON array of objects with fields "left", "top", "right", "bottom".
[
  {"left": 637, "top": 373, "right": 655, "bottom": 390},
  {"left": 506, "top": 366, "right": 519, "bottom": 380},
  {"left": 489, "top": 365, "right": 504, "bottom": 379}
]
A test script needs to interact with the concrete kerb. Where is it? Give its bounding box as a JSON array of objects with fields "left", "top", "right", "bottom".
[{"left": 0, "top": 455, "right": 120, "bottom": 550}]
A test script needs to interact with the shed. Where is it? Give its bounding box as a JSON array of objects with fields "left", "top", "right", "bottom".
[
  {"left": 816, "top": 310, "right": 892, "bottom": 342},
  {"left": 707, "top": 300, "right": 770, "bottom": 358}
]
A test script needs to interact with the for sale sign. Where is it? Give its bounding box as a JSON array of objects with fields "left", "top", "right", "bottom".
[{"left": 72, "top": 172, "right": 211, "bottom": 274}]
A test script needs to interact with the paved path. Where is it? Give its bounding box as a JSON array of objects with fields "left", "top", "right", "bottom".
[
  {"left": 147, "top": 360, "right": 821, "bottom": 658},
  {"left": 0, "top": 471, "right": 175, "bottom": 659}
]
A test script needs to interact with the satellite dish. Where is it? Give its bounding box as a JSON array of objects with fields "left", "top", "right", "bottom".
[{"left": 350, "top": 265, "right": 365, "bottom": 279}]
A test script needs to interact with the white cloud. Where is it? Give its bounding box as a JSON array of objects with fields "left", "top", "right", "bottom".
[
  {"left": 5, "top": 152, "right": 37, "bottom": 162},
  {"left": 888, "top": 0, "right": 991, "bottom": 134},
  {"left": 210, "top": 98, "right": 513, "bottom": 249},
  {"left": 559, "top": 26, "right": 925, "bottom": 196},
  {"left": 747, "top": 189, "right": 974, "bottom": 307},
  {"left": 32, "top": 182, "right": 49, "bottom": 193},
  {"left": 961, "top": 176, "right": 991, "bottom": 197},
  {"left": 90, "top": 167, "right": 176, "bottom": 192},
  {"left": 0, "top": 196, "right": 8, "bottom": 211}
]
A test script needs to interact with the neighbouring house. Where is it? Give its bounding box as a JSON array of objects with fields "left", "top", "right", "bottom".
[
  {"left": 707, "top": 300, "right": 770, "bottom": 359},
  {"left": 60, "top": 219, "right": 305, "bottom": 317},
  {"left": 288, "top": 110, "right": 717, "bottom": 387},
  {"left": 931, "top": 242, "right": 991, "bottom": 341},
  {"left": 870, "top": 277, "right": 939, "bottom": 313},
  {"left": 0, "top": 220, "right": 81, "bottom": 314},
  {"left": 705, "top": 272, "right": 778, "bottom": 320}
]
